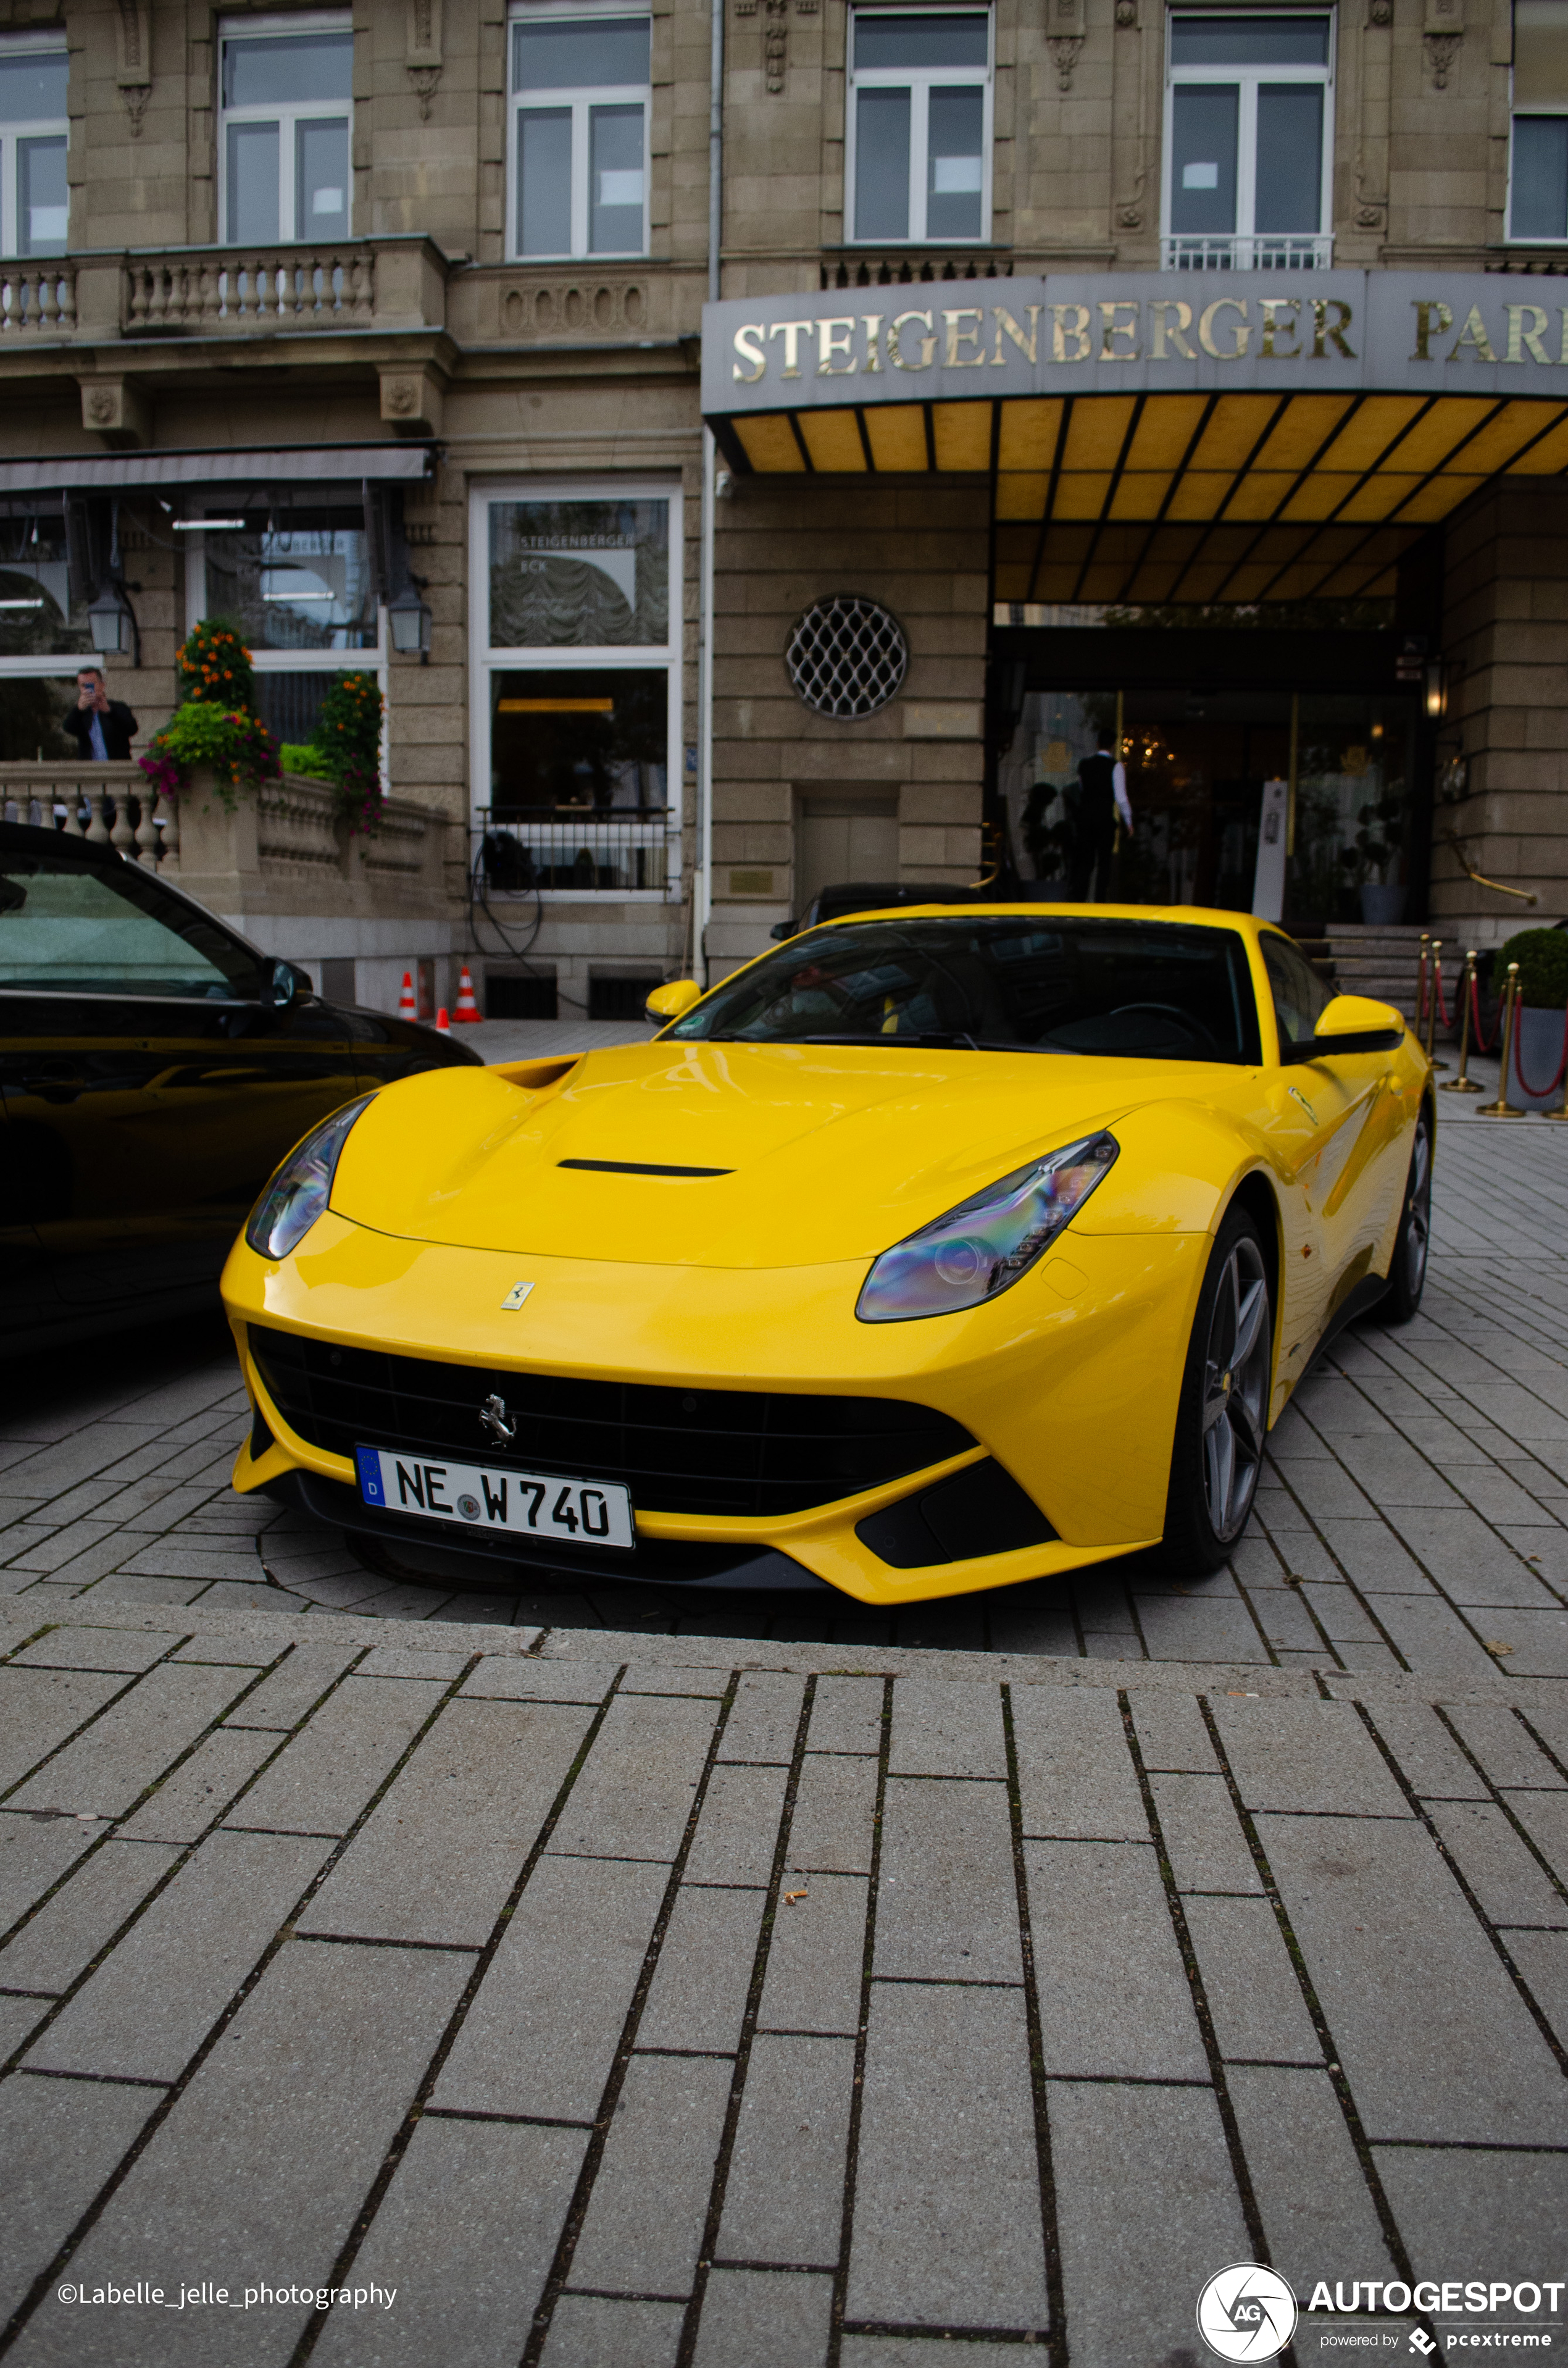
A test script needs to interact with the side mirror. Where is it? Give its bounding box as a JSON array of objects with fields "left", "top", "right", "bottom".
[
  {"left": 1282, "top": 993, "right": 1406, "bottom": 1062},
  {"left": 645, "top": 978, "right": 703, "bottom": 1025},
  {"left": 769, "top": 919, "right": 798, "bottom": 942},
  {"left": 270, "top": 958, "right": 301, "bottom": 1008}
]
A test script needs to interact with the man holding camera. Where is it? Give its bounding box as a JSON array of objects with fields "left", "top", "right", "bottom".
[{"left": 61, "top": 666, "right": 138, "bottom": 762}]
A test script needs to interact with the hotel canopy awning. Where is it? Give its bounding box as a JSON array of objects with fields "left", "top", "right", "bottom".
[{"left": 701, "top": 272, "right": 1568, "bottom": 605}]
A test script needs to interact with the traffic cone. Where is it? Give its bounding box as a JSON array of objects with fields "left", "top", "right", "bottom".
[
  {"left": 398, "top": 970, "right": 416, "bottom": 1019},
  {"left": 435, "top": 1006, "right": 450, "bottom": 1033},
  {"left": 452, "top": 963, "right": 483, "bottom": 1023}
]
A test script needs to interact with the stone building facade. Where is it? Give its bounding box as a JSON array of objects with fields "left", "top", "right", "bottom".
[{"left": 0, "top": 0, "right": 1562, "bottom": 1009}]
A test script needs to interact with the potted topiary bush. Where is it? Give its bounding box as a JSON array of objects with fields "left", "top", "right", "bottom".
[
  {"left": 1495, "top": 926, "right": 1568, "bottom": 1111},
  {"left": 139, "top": 618, "right": 280, "bottom": 813},
  {"left": 278, "top": 671, "right": 385, "bottom": 836},
  {"left": 1339, "top": 794, "right": 1406, "bottom": 926}
]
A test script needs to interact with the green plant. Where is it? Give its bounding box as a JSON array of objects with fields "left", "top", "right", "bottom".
[
  {"left": 1495, "top": 927, "right": 1568, "bottom": 1010},
  {"left": 175, "top": 617, "right": 256, "bottom": 713},
  {"left": 138, "top": 702, "right": 280, "bottom": 812},
  {"left": 1338, "top": 794, "right": 1404, "bottom": 889},
  {"left": 305, "top": 672, "right": 385, "bottom": 835},
  {"left": 278, "top": 742, "right": 333, "bottom": 779}
]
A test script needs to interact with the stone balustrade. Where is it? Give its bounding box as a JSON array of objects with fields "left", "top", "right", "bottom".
[
  {"left": 0, "top": 761, "right": 459, "bottom": 926},
  {"left": 0, "top": 264, "right": 77, "bottom": 334},
  {"left": 125, "top": 248, "right": 375, "bottom": 334}
]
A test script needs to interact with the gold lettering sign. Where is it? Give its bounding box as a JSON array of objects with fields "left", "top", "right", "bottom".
[
  {"left": 732, "top": 324, "right": 766, "bottom": 383},
  {"left": 1051, "top": 303, "right": 1091, "bottom": 361},
  {"left": 1199, "top": 297, "right": 1249, "bottom": 360},
  {"left": 1411, "top": 299, "right": 1453, "bottom": 361},
  {"left": 768, "top": 320, "right": 816, "bottom": 377},
  {"left": 1506, "top": 304, "right": 1551, "bottom": 364},
  {"left": 1098, "top": 299, "right": 1139, "bottom": 361},
  {"left": 888, "top": 309, "right": 935, "bottom": 369},
  {"left": 991, "top": 304, "right": 1041, "bottom": 365},
  {"left": 943, "top": 308, "right": 985, "bottom": 367},
  {"left": 1149, "top": 299, "right": 1195, "bottom": 360},
  {"left": 1310, "top": 298, "right": 1355, "bottom": 359},
  {"left": 1260, "top": 298, "right": 1300, "bottom": 358},
  {"left": 816, "top": 317, "right": 857, "bottom": 375}
]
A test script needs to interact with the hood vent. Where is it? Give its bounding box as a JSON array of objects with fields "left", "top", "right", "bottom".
[{"left": 557, "top": 1158, "right": 733, "bottom": 1178}]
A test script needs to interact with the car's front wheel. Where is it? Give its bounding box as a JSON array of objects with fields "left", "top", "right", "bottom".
[
  {"left": 1380, "top": 1107, "right": 1432, "bottom": 1326},
  {"left": 1163, "top": 1207, "right": 1273, "bottom": 1575}
]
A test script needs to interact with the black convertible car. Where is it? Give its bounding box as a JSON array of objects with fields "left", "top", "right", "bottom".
[{"left": 1, "top": 819, "right": 477, "bottom": 1353}]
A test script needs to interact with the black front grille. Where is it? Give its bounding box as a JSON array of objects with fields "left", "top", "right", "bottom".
[{"left": 248, "top": 1324, "right": 975, "bottom": 1519}]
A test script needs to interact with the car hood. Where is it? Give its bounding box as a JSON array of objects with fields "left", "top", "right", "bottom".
[{"left": 328, "top": 1039, "right": 1236, "bottom": 1268}]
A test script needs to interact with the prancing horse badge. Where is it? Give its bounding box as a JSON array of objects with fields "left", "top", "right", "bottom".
[{"left": 500, "top": 1281, "right": 535, "bottom": 1310}]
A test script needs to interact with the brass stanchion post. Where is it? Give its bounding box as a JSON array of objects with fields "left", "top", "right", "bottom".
[
  {"left": 1416, "top": 933, "right": 1430, "bottom": 1048},
  {"left": 1440, "top": 949, "right": 1484, "bottom": 1093},
  {"left": 1478, "top": 963, "right": 1525, "bottom": 1117},
  {"left": 1427, "top": 939, "right": 1450, "bottom": 1070}
]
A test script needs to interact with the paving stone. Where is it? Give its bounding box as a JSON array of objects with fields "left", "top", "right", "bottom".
[
  {"left": 684, "top": 1761, "right": 789, "bottom": 1888},
  {"left": 1475, "top": 1606, "right": 1568, "bottom": 1676},
  {"left": 461, "top": 1657, "right": 620, "bottom": 1703},
  {"left": 0, "top": 1836, "right": 181, "bottom": 1994},
  {"left": 1500, "top": 1786, "right": 1568, "bottom": 1886},
  {"left": 692, "top": 2267, "right": 834, "bottom": 2368},
  {"left": 0, "top": 1810, "right": 102, "bottom": 1938},
  {"left": 546, "top": 1693, "right": 719, "bottom": 1863},
  {"left": 1373, "top": 1593, "right": 1510, "bottom": 1676},
  {"left": 26, "top": 1830, "right": 333, "bottom": 2081},
  {"left": 715, "top": 2031, "right": 854, "bottom": 2269},
  {"left": 0, "top": 1420, "right": 164, "bottom": 1499},
  {"left": 298, "top": 1698, "right": 593, "bottom": 1946},
  {"left": 1427, "top": 1799, "right": 1568, "bottom": 1927},
  {"left": 1362, "top": 1701, "right": 1491, "bottom": 1801},
  {"left": 7, "top": 1662, "right": 251, "bottom": 1820},
  {"left": 169, "top": 1640, "right": 279, "bottom": 1667},
  {"left": 118, "top": 1546, "right": 270, "bottom": 1586},
  {"left": 1296, "top": 1581, "right": 1384, "bottom": 1647},
  {"left": 874, "top": 1776, "right": 1021, "bottom": 1983},
  {"left": 1372, "top": 2144, "right": 1568, "bottom": 2289},
  {"left": 1149, "top": 1772, "right": 1263, "bottom": 1894},
  {"left": 569, "top": 2050, "right": 733, "bottom": 2298},
  {"left": 846, "top": 1982, "right": 1048, "bottom": 2332},
  {"left": 217, "top": 1638, "right": 362, "bottom": 1733},
  {"left": 1313, "top": 1519, "right": 1431, "bottom": 1592},
  {"left": 0, "top": 1990, "right": 50, "bottom": 2058},
  {"left": 24, "top": 1938, "right": 470, "bottom": 2367},
  {"left": 622, "top": 1663, "right": 729, "bottom": 1696},
  {"left": 1227, "top": 2064, "right": 1396, "bottom": 2301},
  {"left": 1268, "top": 1458, "right": 1375, "bottom": 1521},
  {"left": 1182, "top": 1894, "right": 1323, "bottom": 2062},
  {"left": 1011, "top": 1683, "right": 1148, "bottom": 1839},
  {"left": 787, "top": 1753, "right": 879, "bottom": 1874},
  {"left": 541, "top": 2296, "right": 683, "bottom": 2368},
  {"left": 0, "top": 2072, "right": 162, "bottom": 2324},
  {"left": 887, "top": 1676, "right": 1007, "bottom": 1778},
  {"left": 1048, "top": 2080, "right": 1248, "bottom": 2368},
  {"left": 0, "top": 1666, "right": 127, "bottom": 1793},
  {"left": 1256, "top": 1810, "right": 1565, "bottom": 2144},
  {"left": 433, "top": 1854, "right": 667, "bottom": 2122},
  {"left": 841, "top": 2346, "right": 1045, "bottom": 2368},
  {"left": 1501, "top": 1928, "right": 1568, "bottom": 2043},
  {"left": 1024, "top": 1839, "right": 1208, "bottom": 2081},
  {"left": 1249, "top": 1586, "right": 1325, "bottom": 1652},
  {"left": 1445, "top": 1702, "right": 1567, "bottom": 1789},
  {"left": 638, "top": 1883, "right": 765, "bottom": 2052},
  {"left": 1128, "top": 1691, "right": 1220, "bottom": 1773},
  {"left": 716, "top": 1671, "right": 807, "bottom": 1765},
  {"left": 349, "top": 1645, "right": 472, "bottom": 1681},
  {"left": 117, "top": 1729, "right": 280, "bottom": 1845},
  {"left": 1209, "top": 1697, "right": 1412, "bottom": 1818},
  {"left": 88, "top": 1576, "right": 209, "bottom": 1607},
  {"left": 759, "top": 1872, "right": 867, "bottom": 2036},
  {"left": 1135, "top": 1592, "right": 1272, "bottom": 1662},
  {"left": 8, "top": 1628, "right": 176, "bottom": 1674},
  {"left": 224, "top": 1675, "right": 446, "bottom": 1838},
  {"left": 309, "top": 2115, "right": 587, "bottom": 2368}
]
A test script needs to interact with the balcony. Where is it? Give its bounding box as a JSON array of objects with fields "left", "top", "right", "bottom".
[
  {"left": 0, "top": 238, "right": 449, "bottom": 348},
  {"left": 1161, "top": 235, "right": 1334, "bottom": 272},
  {"left": 820, "top": 249, "right": 1014, "bottom": 292},
  {"left": 477, "top": 808, "right": 680, "bottom": 900}
]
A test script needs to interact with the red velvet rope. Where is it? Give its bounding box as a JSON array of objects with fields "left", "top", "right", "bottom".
[{"left": 1469, "top": 974, "right": 1500, "bottom": 1055}]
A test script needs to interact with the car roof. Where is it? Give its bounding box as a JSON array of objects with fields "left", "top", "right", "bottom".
[{"left": 795, "top": 900, "right": 1272, "bottom": 938}]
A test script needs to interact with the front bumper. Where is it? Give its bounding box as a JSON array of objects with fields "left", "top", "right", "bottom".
[{"left": 222, "top": 1213, "right": 1206, "bottom": 1605}]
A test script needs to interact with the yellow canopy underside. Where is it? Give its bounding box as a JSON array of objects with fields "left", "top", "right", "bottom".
[{"left": 722, "top": 390, "right": 1568, "bottom": 604}]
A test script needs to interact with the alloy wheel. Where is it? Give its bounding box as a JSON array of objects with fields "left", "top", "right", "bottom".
[
  {"left": 1405, "top": 1118, "right": 1431, "bottom": 1299},
  {"left": 1201, "top": 1238, "right": 1270, "bottom": 1543}
]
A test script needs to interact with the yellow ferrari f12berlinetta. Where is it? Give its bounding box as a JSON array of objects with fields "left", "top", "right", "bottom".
[{"left": 223, "top": 905, "right": 1432, "bottom": 1604}]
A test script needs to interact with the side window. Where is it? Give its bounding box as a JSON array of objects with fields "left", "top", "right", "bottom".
[
  {"left": 0, "top": 39, "right": 68, "bottom": 259},
  {"left": 510, "top": 13, "right": 651, "bottom": 259},
  {"left": 1261, "top": 934, "right": 1331, "bottom": 1048},
  {"left": 848, "top": 10, "right": 991, "bottom": 245},
  {"left": 219, "top": 17, "right": 353, "bottom": 245},
  {"left": 0, "top": 853, "right": 264, "bottom": 1001},
  {"left": 1511, "top": 0, "right": 1568, "bottom": 238}
]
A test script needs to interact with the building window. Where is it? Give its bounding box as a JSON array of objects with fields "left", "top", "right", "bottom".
[
  {"left": 219, "top": 14, "right": 353, "bottom": 246},
  {"left": 1162, "top": 12, "right": 1333, "bottom": 270},
  {"left": 847, "top": 11, "right": 991, "bottom": 245},
  {"left": 1511, "top": 0, "right": 1568, "bottom": 238},
  {"left": 509, "top": 10, "right": 651, "bottom": 259},
  {"left": 473, "top": 485, "right": 681, "bottom": 898},
  {"left": 0, "top": 38, "right": 67, "bottom": 259},
  {"left": 185, "top": 502, "right": 384, "bottom": 758},
  {"left": 0, "top": 500, "right": 100, "bottom": 762}
]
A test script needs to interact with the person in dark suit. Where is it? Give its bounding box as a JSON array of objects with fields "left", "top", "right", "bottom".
[
  {"left": 61, "top": 667, "right": 138, "bottom": 761},
  {"left": 1069, "top": 734, "right": 1133, "bottom": 902}
]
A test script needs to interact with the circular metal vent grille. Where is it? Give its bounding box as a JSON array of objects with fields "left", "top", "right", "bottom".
[{"left": 785, "top": 595, "right": 909, "bottom": 720}]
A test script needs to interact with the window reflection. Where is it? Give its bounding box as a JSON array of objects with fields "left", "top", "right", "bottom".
[{"left": 202, "top": 519, "right": 377, "bottom": 651}]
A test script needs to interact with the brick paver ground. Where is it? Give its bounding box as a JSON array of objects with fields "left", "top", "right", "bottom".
[{"left": 1, "top": 1085, "right": 1565, "bottom": 2364}]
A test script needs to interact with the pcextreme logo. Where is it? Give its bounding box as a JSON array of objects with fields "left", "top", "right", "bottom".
[{"left": 1198, "top": 2265, "right": 1299, "bottom": 2361}]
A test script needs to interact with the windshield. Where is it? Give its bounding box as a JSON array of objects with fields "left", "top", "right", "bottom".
[
  {"left": 0, "top": 847, "right": 265, "bottom": 1000},
  {"left": 669, "top": 915, "right": 1264, "bottom": 1063}
]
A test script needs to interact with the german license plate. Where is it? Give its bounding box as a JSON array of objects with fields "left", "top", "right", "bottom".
[{"left": 354, "top": 1445, "right": 634, "bottom": 1550}]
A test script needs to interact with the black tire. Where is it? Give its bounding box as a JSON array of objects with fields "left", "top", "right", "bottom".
[
  {"left": 1380, "top": 1107, "right": 1432, "bottom": 1326},
  {"left": 1163, "top": 1205, "right": 1273, "bottom": 1575}
]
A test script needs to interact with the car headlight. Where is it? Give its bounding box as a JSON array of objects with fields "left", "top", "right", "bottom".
[
  {"left": 244, "top": 1097, "right": 374, "bottom": 1261},
  {"left": 856, "top": 1131, "right": 1119, "bottom": 1323}
]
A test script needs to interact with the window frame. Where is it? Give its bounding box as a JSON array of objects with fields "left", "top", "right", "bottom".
[
  {"left": 0, "top": 31, "right": 68, "bottom": 261},
  {"left": 1161, "top": 9, "right": 1335, "bottom": 266},
  {"left": 844, "top": 7, "right": 993, "bottom": 248},
  {"left": 506, "top": 0, "right": 652, "bottom": 262},
  {"left": 469, "top": 476, "right": 683, "bottom": 904},
  {"left": 1508, "top": 1, "right": 1568, "bottom": 241},
  {"left": 217, "top": 9, "right": 354, "bottom": 249}
]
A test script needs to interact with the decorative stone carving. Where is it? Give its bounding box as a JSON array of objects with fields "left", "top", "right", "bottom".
[
  {"left": 1368, "top": 0, "right": 1392, "bottom": 20},
  {"left": 1115, "top": 0, "right": 1138, "bottom": 22},
  {"left": 765, "top": 0, "right": 787, "bottom": 92},
  {"left": 1424, "top": 29, "right": 1461, "bottom": 85},
  {"left": 378, "top": 368, "right": 443, "bottom": 435},
  {"left": 115, "top": 0, "right": 152, "bottom": 138},
  {"left": 1046, "top": 34, "right": 1083, "bottom": 90},
  {"left": 407, "top": 0, "right": 443, "bottom": 119},
  {"left": 79, "top": 378, "right": 149, "bottom": 448}
]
